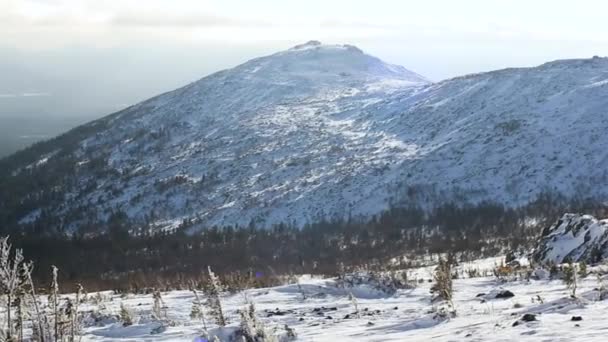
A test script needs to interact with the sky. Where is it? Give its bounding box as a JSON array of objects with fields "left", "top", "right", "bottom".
[{"left": 2, "top": 0, "right": 608, "bottom": 120}]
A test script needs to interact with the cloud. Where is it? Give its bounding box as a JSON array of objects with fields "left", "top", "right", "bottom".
[
  {"left": 0, "top": 92, "right": 51, "bottom": 99},
  {"left": 108, "top": 12, "right": 271, "bottom": 28},
  {"left": 319, "top": 20, "right": 395, "bottom": 30},
  {"left": 22, "top": 92, "right": 51, "bottom": 97}
]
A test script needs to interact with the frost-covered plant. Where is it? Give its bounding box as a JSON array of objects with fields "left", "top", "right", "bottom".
[
  {"left": 596, "top": 274, "right": 607, "bottom": 301},
  {"left": 152, "top": 290, "right": 166, "bottom": 321},
  {"left": 39, "top": 265, "right": 71, "bottom": 341},
  {"left": 205, "top": 266, "right": 227, "bottom": 326},
  {"left": 68, "top": 284, "right": 84, "bottom": 342},
  {"left": 347, "top": 292, "right": 360, "bottom": 318},
  {"left": 337, "top": 270, "right": 414, "bottom": 296},
  {"left": 295, "top": 277, "right": 307, "bottom": 301},
  {"left": 239, "top": 302, "right": 261, "bottom": 341},
  {"left": 190, "top": 287, "right": 208, "bottom": 334},
  {"left": 431, "top": 258, "right": 454, "bottom": 310},
  {"left": 493, "top": 261, "right": 515, "bottom": 282},
  {"left": 466, "top": 268, "right": 479, "bottom": 278},
  {"left": 15, "top": 289, "right": 25, "bottom": 342},
  {"left": 549, "top": 263, "right": 559, "bottom": 279},
  {"left": 23, "top": 261, "right": 49, "bottom": 342},
  {"left": 336, "top": 262, "right": 346, "bottom": 288},
  {"left": 0, "top": 237, "right": 27, "bottom": 340},
  {"left": 283, "top": 324, "right": 296, "bottom": 340},
  {"left": 120, "top": 303, "right": 134, "bottom": 327},
  {"left": 578, "top": 261, "right": 588, "bottom": 278},
  {"left": 238, "top": 299, "right": 276, "bottom": 342},
  {"left": 49, "top": 265, "right": 62, "bottom": 341},
  {"left": 563, "top": 262, "right": 577, "bottom": 298}
]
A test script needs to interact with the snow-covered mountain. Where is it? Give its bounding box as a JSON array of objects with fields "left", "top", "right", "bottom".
[
  {"left": 532, "top": 213, "right": 608, "bottom": 264},
  {"left": 3, "top": 42, "right": 608, "bottom": 233}
]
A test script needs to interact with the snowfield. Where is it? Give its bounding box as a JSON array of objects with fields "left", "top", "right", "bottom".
[{"left": 72, "top": 257, "right": 608, "bottom": 341}]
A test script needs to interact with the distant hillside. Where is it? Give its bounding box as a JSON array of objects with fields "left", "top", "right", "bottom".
[{"left": 2, "top": 43, "right": 608, "bottom": 234}]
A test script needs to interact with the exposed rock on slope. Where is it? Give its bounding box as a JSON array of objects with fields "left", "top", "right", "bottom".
[{"left": 532, "top": 213, "right": 608, "bottom": 264}]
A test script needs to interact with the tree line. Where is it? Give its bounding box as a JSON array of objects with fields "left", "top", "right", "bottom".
[{"left": 4, "top": 192, "right": 605, "bottom": 292}]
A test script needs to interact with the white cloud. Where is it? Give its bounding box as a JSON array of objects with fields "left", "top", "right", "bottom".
[
  {"left": 0, "top": 92, "right": 51, "bottom": 98},
  {"left": 2, "top": 0, "right": 608, "bottom": 82},
  {"left": 3, "top": 0, "right": 608, "bottom": 48},
  {"left": 21, "top": 92, "right": 51, "bottom": 97}
]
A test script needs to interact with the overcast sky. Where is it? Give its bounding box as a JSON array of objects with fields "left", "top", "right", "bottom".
[{"left": 2, "top": 0, "right": 608, "bottom": 119}]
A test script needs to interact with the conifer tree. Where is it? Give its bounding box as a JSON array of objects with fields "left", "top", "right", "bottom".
[
  {"left": 563, "top": 262, "right": 578, "bottom": 298},
  {"left": 205, "top": 266, "right": 227, "bottom": 326},
  {"left": 431, "top": 257, "right": 454, "bottom": 306}
]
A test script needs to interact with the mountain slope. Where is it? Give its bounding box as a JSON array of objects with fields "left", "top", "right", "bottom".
[
  {"left": 2, "top": 44, "right": 608, "bottom": 234},
  {"left": 377, "top": 57, "right": 608, "bottom": 205},
  {"left": 532, "top": 213, "right": 608, "bottom": 263}
]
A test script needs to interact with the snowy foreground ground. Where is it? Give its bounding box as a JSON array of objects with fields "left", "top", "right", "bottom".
[{"left": 80, "top": 257, "right": 608, "bottom": 341}]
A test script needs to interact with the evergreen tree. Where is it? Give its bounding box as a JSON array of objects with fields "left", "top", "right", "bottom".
[
  {"left": 205, "top": 266, "right": 227, "bottom": 326},
  {"left": 563, "top": 262, "right": 578, "bottom": 298}
]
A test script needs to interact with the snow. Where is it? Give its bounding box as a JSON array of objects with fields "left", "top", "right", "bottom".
[
  {"left": 57, "top": 256, "right": 608, "bottom": 341},
  {"left": 10, "top": 44, "right": 608, "bottom": 233},
  {"left": 532, "top": 213, "right": 608, "bottom": 263}
]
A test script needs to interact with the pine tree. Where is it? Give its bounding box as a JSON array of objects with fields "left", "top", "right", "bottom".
[
  {"left": 205, "top": 266, "right": 227, "bottom": 327},
  {"left": 238, "top": 299, "right": 271, "bottom": 342},
  {"left": 563, "top": 262, "right": 577, "bottom": 298},
  {"left": 431, "top": 257, "right": 454, "bottom": 306},
  {"left": 578, "top": 261, "right": 588, "bottom": 278}
]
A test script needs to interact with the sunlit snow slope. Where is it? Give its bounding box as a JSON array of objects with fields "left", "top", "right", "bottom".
[{"left": 3, "top": 43, "right": 608, "bottom": 233}]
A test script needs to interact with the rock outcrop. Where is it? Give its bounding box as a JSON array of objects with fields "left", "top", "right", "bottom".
[{"left": 532, "top": 213, "right": 608, "bottom": 264}]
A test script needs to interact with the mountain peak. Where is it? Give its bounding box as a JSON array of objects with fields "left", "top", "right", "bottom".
[
  {"left": 288, "top": 40, "right": 364, "bottom": 54},
  {"left": 5, "top": 49, "right": 608, "bottom": 234},
  {"left": 290, "top": 40, "right": 323, "bottom": 50},
  {"left": 229, "top": 41, "right": 430, "bottom": 90}
]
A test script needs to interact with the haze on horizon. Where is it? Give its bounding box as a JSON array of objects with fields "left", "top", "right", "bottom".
[{"left": 1, "top": 0, "right": 608, "bottom": 157}]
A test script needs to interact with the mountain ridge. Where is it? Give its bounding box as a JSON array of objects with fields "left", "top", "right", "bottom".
[{"left": 2, "top": 43, "right": 608, "bottom": 234}]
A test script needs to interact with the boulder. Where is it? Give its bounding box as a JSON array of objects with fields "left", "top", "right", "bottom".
[
  {"left": 483, "top": 289, "right": 515, "bottom": 300},
  {"left": 513, "top": 313, "right": 537, "bottom": 326},
  {"left": 495, "top": 290, "right": 515, "bottom": 299}
]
